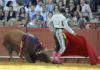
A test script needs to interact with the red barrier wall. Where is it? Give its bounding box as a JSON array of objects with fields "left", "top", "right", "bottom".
[{"left": 0, "top": 27, "right": 99, "bottom": 64}]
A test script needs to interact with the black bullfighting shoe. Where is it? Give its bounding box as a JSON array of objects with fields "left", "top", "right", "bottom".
[
  {"left": 51, "top": 60, "right": 57, "bottom": 64},
  {"left": 55, "top": 61, "right": 62, "bottom": 64},
  {"left": 51, "top": 60, "right": 62, "bottom": 64}
]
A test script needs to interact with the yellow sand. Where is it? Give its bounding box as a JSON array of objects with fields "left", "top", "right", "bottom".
[{"left": 0, "top": 61, "right": 99, "bottom": 70}]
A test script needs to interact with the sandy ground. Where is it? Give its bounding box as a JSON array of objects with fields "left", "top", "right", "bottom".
[{"left": 0, "top": 61, "right": 100, "bottom": 70}]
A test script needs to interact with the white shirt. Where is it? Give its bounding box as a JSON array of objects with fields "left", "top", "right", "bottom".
[
  {"left": 35, "top": 5, "right": 43, "bottom": 12},
  {"left": 0, "top": 0, "right": 4, "bottom": 6},
  {"left": 25, "top": 7, "right": 31, "bottom": 13},
  {"left": 48, "top": 13, "right": 75, "bottom": 34},
  {"left": 41, "top": 11, "right": 48, "bottom": 21},
  {"left": 4, "top": 0, "right": 16, "bottom": 7},
  {"left": 81, "top": 5, "right": 86, "bottom": 17}
]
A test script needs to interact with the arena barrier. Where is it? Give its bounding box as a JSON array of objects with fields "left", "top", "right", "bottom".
[{"left": 0, "top": 27, "right": 100, "bottom": 64}]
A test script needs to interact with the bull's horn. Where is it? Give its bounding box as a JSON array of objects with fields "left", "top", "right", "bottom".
[{"left": 36, "top": 49, "right": 53, "bottom": 54}]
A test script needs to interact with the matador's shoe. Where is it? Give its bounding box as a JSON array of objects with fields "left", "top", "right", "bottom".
[{"left": 51, "top": 60, "right": 62, "bottom": 64}]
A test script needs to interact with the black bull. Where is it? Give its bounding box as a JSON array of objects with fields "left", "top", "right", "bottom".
[{"left": 3, "top": 30, "right": 50, "bottom": 63}]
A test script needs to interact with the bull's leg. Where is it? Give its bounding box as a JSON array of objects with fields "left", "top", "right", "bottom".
[
  {"left": 20, "top": 55, "right": 25, "bottom": 60},
  {"left": 3, "top": 42, "right": 13, "bottom": 61},
  {"left": 23, "top": 53, "right": 34, "bottom": 63},
  {"left": 8, "top": 50, "right": 13, "bottom": 61},
  {"left": 16, "top": 51, "right": 25, "bottom": 60}
]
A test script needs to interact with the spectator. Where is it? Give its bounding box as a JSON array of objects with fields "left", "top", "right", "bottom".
[
  {"left": 19, "top": 7, "right": 25, "bottom": 18},
  {"left": 14, "top": 1, "right": 23, "bottom": 12},
  {"left": 0, "top": 6, "right": 3, "bottom": 26},
  {"left": 28, "top": 5, "right": 36, "bottom": 20},
  {"left": 65, "top": 7, "right": 69, "bottom": 19},
  {"left": 9, "top": 6, "right": 16, "bottom": 18},
  {"left": 46, "top": 0, "right": 56, "bottom": 12},
  {"left": 93, "top": 16, "right": 100, "bottom": 22},
  {"left": 53, "top": 5, "right": 59, "bottom": 15},
  {"left": 80, "top": 0, "right": 93, "bottom": 21},
  {"left": 14, "top": 12, "right": 23, "bottom": 21},
  {"left": 2, "top": 11, "right": 10, "bottom": 21},
  {"left": 24, "top": 13, "right": 30, "bottom": 23},
  {"left": 45, "top": 0, "right": 49, "bottom": 5},
  {"left": 25, "top": 1, "right": 32, "bottom": 13},
  {"left": 6, "top": 18, "right": 19, "bottom": 27},
  {"left": 21, "top": 0, "right": 31, "bottom": 6},
  {"left": 20, "top": 19, "right": 27, "bottom": 27},
  {"left": 0, "top": 7, "right": 3, "bottom": 20},
  {"left": 4, "top": 0, "right": 17, "bottom": 7},
  {"left": 27, "top": 17, "right": 38, "bottom": 27},
  {"left": 35, "top": 0, "right": 43, "bottom": 12},
  {"left": 67, "top": 13, "right": 78, "bottom": 29},
  {"left": 0, "top": 0, "right": 4, "bottom": 7},
  {"left": 41, "top": 5, "right": 48, "bottom": 22},
  {"left": 58, "top": 1, "right": 65, "bottom": 10},
  {"left": 31, "top": 0, "right": 37, "bottom": 5},
  {"left": 47, "top": 12, "right": 53, "bottom": 23},
  {"left": 4, "top": 1, "right": 13, "bottom": 11},
  {"left": 76, "top": 5, "right": 82, "bottom": 20},
  {"left": 33, "top": 11, "right": 44, "bottom": 22},
  {"left": 68, "top": 0, "right": 76, "bottom": 14}
]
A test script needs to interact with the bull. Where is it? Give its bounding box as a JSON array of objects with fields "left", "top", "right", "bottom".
[{"left": 3, "top": 30, "right": 50, "bottom": 63}]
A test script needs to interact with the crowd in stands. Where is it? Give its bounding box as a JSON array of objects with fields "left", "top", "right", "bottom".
[{"left": 0, "top": 0, "right": 100, "bottom": 29}]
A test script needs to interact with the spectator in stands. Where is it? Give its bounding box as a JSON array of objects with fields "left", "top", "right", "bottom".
[
  {"left": 6, "top": 18, "right": 19, "bottom": 27},
  {"left": 80, "top": 0, "right": 93, "bottom": 21},
  {"left": 41, "top": 5, "right": 48, "bottom": 23},
  {"left": 68, "top": 0, "right": 76, "bottom": 14},
  {"left": 15, "top": 12, "right": 22, "bottom": 21},
  {"left": 19, "top": 19, "right": 27, "bottom": 27},
  {"left": 25, "top": 1, "right": 32, "bottom": 13},
  {"left": 19, "top": 7, "right": 25, "bottom": 18},
  {"left": 58, "top": 1, "right": 65, "bottom": 10},
  {"left": 9, "top": 6, "right": 16, "bottom": 18},
  {"left": 4, "top": 0, "right": 17, "bottom": 7},
  {"left": 35, "top": 0, "right": 43, "bottom": 12},
  {"left": 45, "top": 0, "right": 49, "bottom": 5},
  {"left": 67, "top": 12, "right": 78, "bottom": 29},
  {"left": 76, "top": 5, "right": 82, "bottom": 20},
  {"left": 52, "top": 0, "right": 57, "bottom": 4},
  {"left": 33, "top": 10, "right": 44, "bottom": 27},
  {"left": 27, "top": 17, "right": 38, "bottom": 27},
  {"left": 53, "top": 5, "right": 59, "bottom": 15},
  {"left": 0, "top": 6, "right": 3, "bottom": 26},
  {"left": 93, "top": 16, "right": 100, "bottom": 22},
  {"left": 28, "top": 5, "right": 36, "bottom": 20},
  {"left": 2, "top": 11, "right": 10, "bottom": 21},
  {"left": 4, "top": 1, "right": 13, "bottom": 11},
  {"left": 14, "top": 1, "right": 23, "bottom": 12},
  {"left": 21, "top": 0, "right": 31, "bottom": 6},
  {"left": 46, "top": 0, "right": 56, "bottom": 12},
  {"left": 33, "top": 10, "right": 44, "bottom": 22},
  {"left": 65, "top": 7, "right": 69, "bottom": 19},
  {"left": 0, "top": 0, "right": 4, "bottom": 7},
  {"left": 31, "top": 0, "right": 37, "bottom": 5},
  {"left": 46, "top": 12, "right": 53, "bottom": 23},
  {"left": 24, "top": 13, "right": 30, "bottom": 22},
  {"left": 0, "top": 7, "right": 3, "bottom": 20}
]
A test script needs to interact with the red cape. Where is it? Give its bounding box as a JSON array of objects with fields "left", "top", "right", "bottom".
[{"left": 62, "top": 32, "right": 98, "bottom": 65}]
